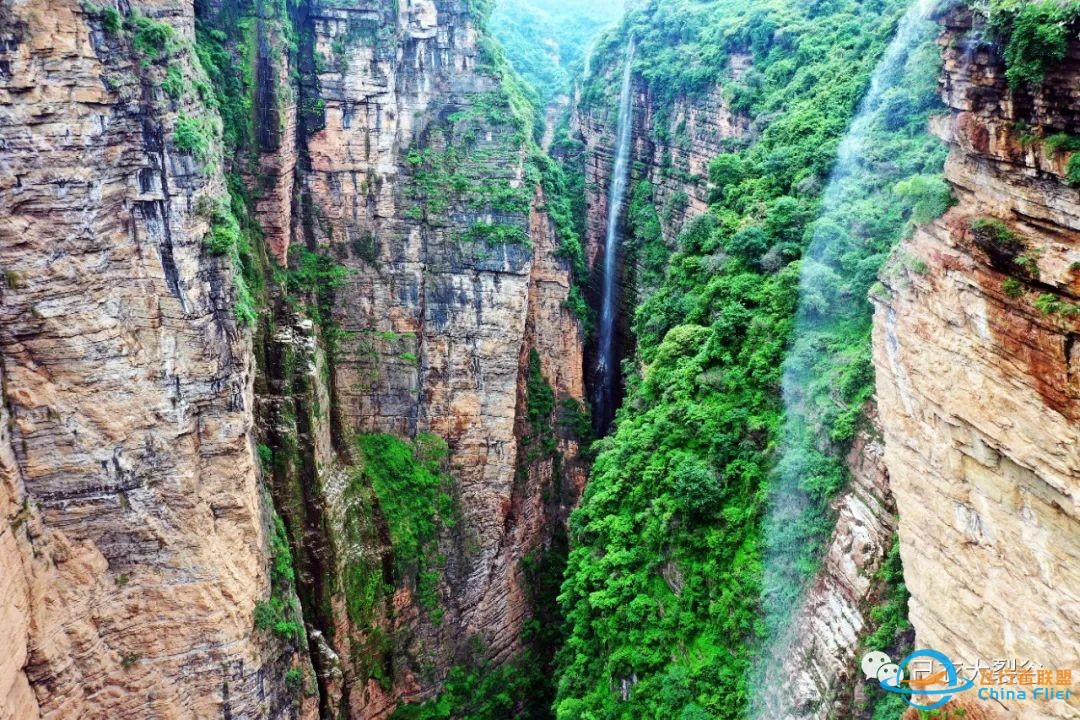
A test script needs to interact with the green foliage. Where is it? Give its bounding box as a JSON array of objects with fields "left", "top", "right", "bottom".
[
  {"left": 194, "top": 19, "right": 256, "bottom": 157},
  {"left": 285, "top": 668, "right": 304, "bottom": 695},
  {"left": 531, "top": 149, "right": 594, "bottom": 332},
  {"left": 863, "top": 539, "right": 911, "bottom": 652},
  {"left": 286, "top": 246, "right": 349, "bottom": 326},
  {"left": 893, "top": 174, "right": 953, "bottom": 225},
  {"left": 102, "top": 6, "right": 122, "bottom": 34},
  {"left": 253, "top": 511, "right": 303, "bottom": 642},
  {"left": 462, "top": 221, "right": 531, "bottom": 247},
  {"left": 355, "top": 433, "right": 454, "bottom": 579},
  {"left": 254, "top": 596, "right": 302, "bottom": 640},
  {"left": 1067, "top": 154, "right": 1080, "bottom": 186},
  {"left": 1002, "top": 277, "right": 1024, "bottom": 299},
  {"left": 557, "top": 1, "right": 948, "bottom": 717},
  {"left": 197, "top": 183, "right": 262, "bottom": 325},
  {"left": 970, "top": 216, "right": 1023, "bottom": 252},
  {"left": 626, "top": 181, "right": 668, "bottom": 291},
  {"left": 341, "top": 434, "right": 456, "bottom": 635},
  {"left": 173, "top": 114, "right": 211, "bottom": 159},
  {"left": 390, "top": 663, "right": 541, "bottom": 720},
  {"left": 162, "top": 64, "right": 186, "bottom": 99},
  {"left": 1034, "top": 293, "right": 1080, "bottom": 316},
  {"left": 128, "top": 9, "right": 175, "bottom": 59},
  {"left": 989, "top": 0, "right": 1080, "bottom": 88},
  {"left": 1043, "top": 132, "right": 1080, "bottom": 154},
  {"left": 490, "top": 0, "right": 621, "bottom": 108}
]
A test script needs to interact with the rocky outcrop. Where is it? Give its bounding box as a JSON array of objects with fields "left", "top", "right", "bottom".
[
  {"left": 0, "top": 0, "right": 311, "bottom": 717},
  {"left": 1, "top": 0, "right": 583, "bottom": 716},
  {"left": 576, "top": 53, "right": 750, "bottom": 273},
  {"left": 873, "top": 6, "right": 1080, "bottom": 718},
  {"left": 766, "top": 421, "right": 899, "bottom": 720}
]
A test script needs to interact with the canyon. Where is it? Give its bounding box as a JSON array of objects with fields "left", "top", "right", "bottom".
[{"left": 1, "top": 0, "right": 1078, "bottom": 718}]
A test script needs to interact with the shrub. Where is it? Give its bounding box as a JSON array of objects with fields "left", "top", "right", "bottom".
[
  {"left": 162, "top": 65, "right": 185, "bottom": 100},
  {"left": 173, "top": 114, "right": 210, "bottom": 159},
  {"left": 1067, "top": 154, "right": 1080, "bottom": 186},
  {"left": 1034, "top": 293, "right": 1080, "bottom": 316},
  {"left": 894, "top": 174, "right": 953, "bottom": 225},
  {"left": 993, "top": 0, "right": 1080, "bottom": 88},
  {"left": 128, "top": 10, "right": 174, "bottom": 59},
  {"left": 285, "top": 668, "right": 304, "bottom": 694},
  {"left": 253, "top": 597, "right": 302, "bottom": 640},
  {"left": 102, "top": 6, "right": 121, "bottom": 34},
  {"left": 1043, "top": 132, "right": 1080, "bottom": 155},
  {"left": 462, "top": 221, "right": 530, "bottom": 246},
  {"left": 969, "top": 217, "right": 1023, "bottom": 253},
  {"left": 1002, "top": 278, "right": 1024, "bottom": 298}
]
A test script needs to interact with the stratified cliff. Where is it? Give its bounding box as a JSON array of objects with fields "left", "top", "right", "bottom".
[
  {"left": 0, "top": 0, "right": 311, "bottom": 717},
  {"left": 874, "top": 5, "right": 1080, "bottom": 718},
  {"left": 0, "top": 0, "right": 585, "bottom": 717}
]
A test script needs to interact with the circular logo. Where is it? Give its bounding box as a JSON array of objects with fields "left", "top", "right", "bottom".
[{"left": 879, "top": 649, "right": 976, "bottom": 710}]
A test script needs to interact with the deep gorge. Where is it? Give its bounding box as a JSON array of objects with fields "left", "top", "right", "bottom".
[{"left": 0, "top": 1, "right": 1077, "bottom": 719}]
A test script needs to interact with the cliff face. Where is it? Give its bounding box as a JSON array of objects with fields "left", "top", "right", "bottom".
[
  {"left": 0, "top": 0, "right": 585, "bottom": 717},
  {"left": 766, "top": 422, "right": 899, "bottom": 720},
  {"left": 572, "top": 55, "right": 751, "bottom": 405},
  {"left": 285, "top": 1, "right": 585, "bottom": 715},
  {"left": 873, "top": 7, "right": 1080, "bottom": 718},
  {"left": 0, "top": 0, "right": 309, "bottom": 717}
]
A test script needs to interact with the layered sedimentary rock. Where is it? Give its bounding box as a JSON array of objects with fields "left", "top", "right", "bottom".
[
  {"left": 873, "top": 7, "right": 1080, "bottom": 718},
  {"left": 0, "top": 0, "right": 310, "bottom": 717},
  {"left": 284, "top": 1, "right": 585, "bottom": 715},
  {"left": 576, "top": 53, "right": 750, "bottom": 274},
  {"left": 1, "top": 0, "right": 584, "bottom": 717},
  {"left": 573, "top": 53, "right": 750, "bottom": 397},
  {"left": 768, "top": 422, "right": 899, "bottom": 720}
]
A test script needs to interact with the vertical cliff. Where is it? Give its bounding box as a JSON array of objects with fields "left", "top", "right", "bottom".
[
  {"left": 572, "top": 49, "right": 751, "bottom": 409},
  {"left": 0, "top": 0, "right": 585, "bottom": 717},
  {"left": 0, "top": 0, "right": 311, "bottom": 717},
  {"left": 873, "top": 5, "right": 1080, "bottom": 718}
]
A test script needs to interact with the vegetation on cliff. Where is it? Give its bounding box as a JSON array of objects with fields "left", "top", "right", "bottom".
[{"left": 553, "top": 1, "right": 949, "bottom": 717}]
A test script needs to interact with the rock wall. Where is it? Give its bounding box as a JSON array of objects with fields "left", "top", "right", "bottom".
[
  {"left": 0, "top": 0, "right": 310, "bottom": 717},
  {"left": 283, "top": 1, "right": 586, "bottom": 715},
  {"left": 766, "top": 421, "right": 899, "bottom": 720},
  {"left": 576, "top": 53, "right": 751, "bottom": 276},
  {"left": 873, "top": 6, "right": 1080, "bottom": 718},
  {"left": 0, "top": 0, "right": 585, "bottom": 717},
  {"left": 573, "top": 52, "right": 750, "bottom": 400}
]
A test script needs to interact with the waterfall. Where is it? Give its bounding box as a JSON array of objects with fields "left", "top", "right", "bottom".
[
  {"left": 593, "top": 39, "right": 636, "bottom": 435},
  {"left": 752, "top": 0, "right": 942, "bottom": 716}
]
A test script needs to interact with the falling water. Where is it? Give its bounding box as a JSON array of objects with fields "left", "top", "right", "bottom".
[
  {"left": 593, "top": 39, "right": 636, "bottom": 435},
  {"left": 753, "top": 0, "right": 942, "bottom": 716}
]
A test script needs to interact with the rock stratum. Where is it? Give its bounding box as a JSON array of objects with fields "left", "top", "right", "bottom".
[
  {"left": 0, "top": 0, "right": 585, "bottom": 717},
  {"left": 873, "top": 6, "right": 1080, "bottom": 719}
]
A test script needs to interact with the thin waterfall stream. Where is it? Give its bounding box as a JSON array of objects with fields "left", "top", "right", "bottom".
[{"left": 593, "top": 39, "right": 636, "bottom": 435}]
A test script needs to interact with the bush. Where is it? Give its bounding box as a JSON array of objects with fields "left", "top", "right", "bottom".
[
  {"left": 173, "top": 114, "right": 210, "bottom": 159},
  {"left": 894, "top": 174, "right": 953, "bottom": 225},
  {"left": 162, "top": 65, "right": 185, "bottom": 99},
  {"left": 128, "top": 10, "right": 174, "bottom": 58},
  {"left": 253, "top": 598, "right": 301, "bottom": 641},
  {"left": 969, "top": 217, "right": 1023, "bottom": 253},
  {"left": 1067, "top": 154, "right": 1080, "bottom": 186},
  {"left": 102, "top": 6, "right": 121, "bottom": 34},
  {"left": 992, "top": 0, "right": 1080, "bottom": 88},
  {"left": 1002, "top": 278, "right": 1024, "bottom": 299},
  {"left": 285, "top": 668, "right": 304, "bottom": 694}
]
